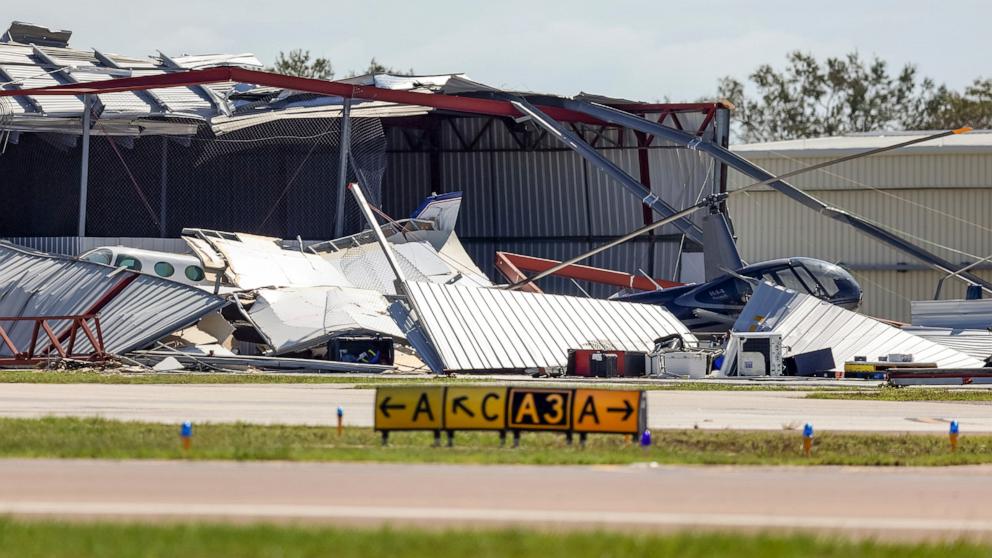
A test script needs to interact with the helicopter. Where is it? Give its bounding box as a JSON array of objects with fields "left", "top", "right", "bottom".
[{"left": 503, "top": 99, "right": 985, "bottom": 330}]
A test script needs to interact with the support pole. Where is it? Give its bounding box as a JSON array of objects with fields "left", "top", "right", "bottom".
[
  {"left": 159, "top": 137, "right": 169, "bottom": 238},
  {"left": 348, "top": 182, "right": 408, "bottom": 293},
  {"left": 78, "top": 94, "right": 92, "bottom": 237},
  {"left": 334, "top": 99, "right": 352, "bottom": 238}
]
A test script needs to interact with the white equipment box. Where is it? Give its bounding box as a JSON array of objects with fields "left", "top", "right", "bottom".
[
  {"left": 730, "top": 332, "right": 784, "bottom": 376},
  {"left": 660, "top": 352, "right": 711, "bottom": 378}
]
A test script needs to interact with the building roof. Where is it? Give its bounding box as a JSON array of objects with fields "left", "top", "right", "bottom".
[{"left": 732, "top": 130, "right": 992, "bottom": 157}]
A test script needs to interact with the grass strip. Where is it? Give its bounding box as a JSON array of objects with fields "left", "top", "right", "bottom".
[
  {"left": 807, "top": 388, "right": 992, "bottom": 402},
  {"left": 0, "top": 370, "right": 857, "bottom": 391},
  {"left": 0, "top": 519, "right": 989, "bottom": 558},
  {"left": 0, "top": 417, "right": 988, "bottom": 466}
]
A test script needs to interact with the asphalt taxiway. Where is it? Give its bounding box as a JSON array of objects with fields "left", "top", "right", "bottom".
[
  {"left": 0, "top": 383, "right": 989, "bottom": 432},
  {"left": 2, "top": 459, "right": 990, "bottom": 540}
]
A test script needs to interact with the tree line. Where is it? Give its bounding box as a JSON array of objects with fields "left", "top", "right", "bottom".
[
  {"left": 267, "top": 49, "right": 415, "bottom": 81},
  {"left": 717, "top": 51, "right": 992, "bottom": 142},
  {"left": 268, "top": 48, "right": 990, "bottom": 142}
]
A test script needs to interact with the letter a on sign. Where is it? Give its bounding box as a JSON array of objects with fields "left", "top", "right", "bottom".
[
  {"left": 571, "top": 389, "right": 644, "bottom": 435},
  {"left": 444, "top": 387, "right": 507, "bottom": 430},
  {"left": 374, "top": 387, "right": 444, "bottom": 431}
]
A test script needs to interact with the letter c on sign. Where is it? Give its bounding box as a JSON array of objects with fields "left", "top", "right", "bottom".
[{"left": 481, "top": 393, "right": 499, "bottom": 421}]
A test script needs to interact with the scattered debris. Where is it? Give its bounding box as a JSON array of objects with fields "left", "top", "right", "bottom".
[
  {"left": 0, "top": 241, "right": 226, "bottom": 365},
  {"left": 721, "top": 283, "right": 983, "bottom": 374}
]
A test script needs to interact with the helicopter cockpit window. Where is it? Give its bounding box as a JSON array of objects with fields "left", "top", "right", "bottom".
[
  {"left": 792, "top": 266, "right": 822, "bottom": 295},
  {"left": 800, "top": 260, "right": 842, "bottom": 297},
  {"left": 774, "top": 269, "right": 810, "bottom": 293}
]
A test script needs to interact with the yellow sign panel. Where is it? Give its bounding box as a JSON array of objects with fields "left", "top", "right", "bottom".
[
  {"left": 571, "top": 389, "right": 643, "bottom": 434},
  {"left": 374, "top": 386, "right": 445, "bottom": 431},
  {"left": 506, "top": 388, "right": 572, "bottom": 431},
  {"left": 443, "top": 387, "right": 507, "bottom": 430}
]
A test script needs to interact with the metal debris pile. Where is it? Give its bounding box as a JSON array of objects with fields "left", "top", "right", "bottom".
[{"left": 0, "top": 187, "right": 987, "bottom": 382}]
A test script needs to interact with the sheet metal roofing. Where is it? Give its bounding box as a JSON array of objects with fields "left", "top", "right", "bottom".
[
  {"left": 732, "top": 130, "right": 992, "bottom": 157},
  {"left": 911, "top": 298, "right": 992, "bottom": 330},
  {"left": 403, "top": 281, "right": 696, "bottom": 372},
  {"left": 726, "top": 282, "right": 983, "bottom": 371},
  {"left": 0, "top": 241, "right": 226, "bottom": 355}
]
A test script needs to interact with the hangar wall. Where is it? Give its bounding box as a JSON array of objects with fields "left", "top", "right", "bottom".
[{"left": 728, "top": 141, "right": 992, "bottom": 322}]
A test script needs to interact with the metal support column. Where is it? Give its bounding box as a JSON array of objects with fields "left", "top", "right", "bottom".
[
  {"left": 78, "top": 94, "right": 92, "bottom": 237},
  {"left": 159, "top": 137, "right": 169, "bottom": 238},
  {"left": 334, "top": 99, "right": 352, "bottom": 238}
]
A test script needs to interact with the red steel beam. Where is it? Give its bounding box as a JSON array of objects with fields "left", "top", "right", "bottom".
[
  {"left": 495, "top": 252, "right": 682, "bottom": 291},
  {"left": 494, "top": 252, "right": 544, "bottom": 294},
  {"left": 0, "top": 66, "right": 725, "bottom": 125}
]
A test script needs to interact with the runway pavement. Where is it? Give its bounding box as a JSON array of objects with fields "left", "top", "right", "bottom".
[
  {"left": 2, "top": 458, "right": 991, "bottom": 540},
  {"left": 0, "top": 383, "right": 990, "bottom": 432}
]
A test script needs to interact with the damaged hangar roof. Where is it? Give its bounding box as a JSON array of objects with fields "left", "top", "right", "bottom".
[
  {"left": 0, "top": 21, "right": 468, "bottom": 135},
  {"left": 0, "top": 241, "right": 227, "bottom": 355}
]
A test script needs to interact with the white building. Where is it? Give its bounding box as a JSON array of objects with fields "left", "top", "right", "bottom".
[{"left": 728, "top": 130, "right": 992, "bottom": 322}]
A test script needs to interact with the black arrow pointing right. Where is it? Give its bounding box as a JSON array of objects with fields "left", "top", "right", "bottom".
[
  {"left": 606, "top": 399, "right": 634, "bottom": 421},
  {"left": 379, "top": 396, "right": 406, "bottom": 418},
  {"left": 451, "top": 396, "right": 475, "bottom": 418}
]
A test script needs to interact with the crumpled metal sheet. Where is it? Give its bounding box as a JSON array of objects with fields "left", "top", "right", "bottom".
[
  {"left": 401, "top": 281, "right": 696, "bottom": 372},
  {"left": 724, "top": 282, "right": 984, "bottom": 372},
  {"left": 0, "top": 241, "right": 227, "bottom": 355},
  {"left": 248, "top": 286, "right": 405, "bottom": 355}
]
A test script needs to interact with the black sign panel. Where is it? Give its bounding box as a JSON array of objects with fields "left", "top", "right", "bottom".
[{"left": 506, "top": 388, "right": 572, "bottom": 431}]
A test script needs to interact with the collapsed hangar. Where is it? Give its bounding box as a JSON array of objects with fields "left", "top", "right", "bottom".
[{"left": 0, "top": 21, "right": 730, "bottom": 297}]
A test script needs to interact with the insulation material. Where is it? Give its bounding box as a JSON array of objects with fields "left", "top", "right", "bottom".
[
  {"left": 402, "top": 281, "right": 695, "bottom": 372},
  {"left": 724, "top": 283, "right": 983, "bottom": 372},
  {"left": 248, "top": 286, "right": 404, "bottom": 355},
  {"left": 0, "top": 241, "right": 226, "bottom": 355},
  {"left": 324, "top": 240, "right": 491, "bottom": 295},
  {"left": 182, "top": 231, "right": 351, "bottom": 289}
]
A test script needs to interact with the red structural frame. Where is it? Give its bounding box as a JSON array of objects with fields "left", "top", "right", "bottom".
[
  {"left": 495, "top": 252, "right": 683, "bottom": 293},
  {"left": 0, "top": 314, "right": 107, "bottom": 365},
  {"left": 0, "top": 66, "right": 727, "bottom": 132}
]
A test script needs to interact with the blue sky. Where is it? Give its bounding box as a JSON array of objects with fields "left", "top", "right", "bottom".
[{"left": 10, "top": 1, "right": 989, "bottom": 101}]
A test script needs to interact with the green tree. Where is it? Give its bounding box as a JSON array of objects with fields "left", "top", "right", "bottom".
[
  {"left": 267, "top": 49, "right": 333, "bottom": 80},
  {"left": 909, "top": 78, "right": 992, "bottom": 130},
  {"left": 718, "top": 51, "right": 937, "bottom": 142},
  {"left": 347, "top": 57, "right": 416, "bottom": 77}
]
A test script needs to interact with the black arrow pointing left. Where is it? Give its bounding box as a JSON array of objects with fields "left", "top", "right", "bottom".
[{"left": 379, "top": 396, "right": 406, "bottom": 418}]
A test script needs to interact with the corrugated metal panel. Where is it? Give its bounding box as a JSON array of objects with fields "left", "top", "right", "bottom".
[
  {"left": 0, "top": 44, "right": 33, "bottom": 64},
  {"left": 911, "top": 298, "right": 992, "bottom": 329},
  {"left": 585, "top": 149, "right": 643, "bottom": 236},
  {"left": 0, "top": 64, "right": 83, "bottom": 114},
  {"left": 70, "top": 70, "right": 151, "bottom": 113},
  {"left": 0, "top": 241, "right": 225, "bottom": 356},
  {"left": 404, "top": 281, "right": 696, "bottom": 372},
  {"left": 443, "top": 152, "right": 494, "bottom": 237},
  {"left": 129, "top": 69, "right": 213, "bottom": 115},
  {"left": 729, "top": 152, "right": 992, "bottom": 191},
  {"left": 903, "top": 327, "right": 992, "bottom": 360},
  {"left": 724, "top": 283, "right": 983, "bottom": 372},
  {"left": 3, "top": 237, "right": 190, "bottom": 256},
  {"left": 382, "top": 152, "right": 431, "bottom": 218},
  {"left": 491, "top": 150, "right": 587, "bottom": 237},
  {"left": 850, "top": 269, "right": 992, "bottom": 323},
  {"left": 647, "top": 147, "right": 715, "bottom": 234},
  {"left": 733, "top": 131, "right": 992, "bottom": 157},
  {"left": 728, "top": 188, "right": 992, "bottom": 266}
]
